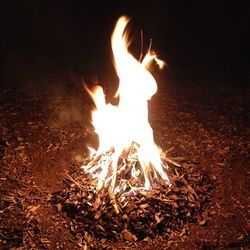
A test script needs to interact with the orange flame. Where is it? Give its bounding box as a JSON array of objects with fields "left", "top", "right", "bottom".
[{"left": 84, "top": 16, "right": 170, "bottom": 193}]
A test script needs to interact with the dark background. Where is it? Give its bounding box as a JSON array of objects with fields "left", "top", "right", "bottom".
[{"left": 1, "top": 0, "right": 249, "bottom": 86}]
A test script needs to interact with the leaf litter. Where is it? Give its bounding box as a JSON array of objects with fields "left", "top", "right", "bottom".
[{"left": 51, "top": 151, "right": 214, "bottom": 249}]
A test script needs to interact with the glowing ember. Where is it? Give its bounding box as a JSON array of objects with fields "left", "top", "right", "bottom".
[{"left": 83, "top": 16, "right": 170, "bottom": 194}]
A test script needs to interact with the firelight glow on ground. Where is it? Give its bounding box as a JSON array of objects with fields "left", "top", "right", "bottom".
[{"left": 82, "top": 16, "right": 171, "bottom": 194}]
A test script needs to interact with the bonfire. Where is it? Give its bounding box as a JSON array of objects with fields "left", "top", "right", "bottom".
[
  {"left": 52, "top": 16, "right": 212, "bottom": 247},
  {"left": 83, "top": 16, "right": 171, "bottom": 195}
]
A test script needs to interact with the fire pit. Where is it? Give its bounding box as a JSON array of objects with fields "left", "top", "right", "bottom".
[{"left": 51, "top": 16, "right": 213, "bottom": 248}]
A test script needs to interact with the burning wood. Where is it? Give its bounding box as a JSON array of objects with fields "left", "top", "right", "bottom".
[
  {"left": 51, "top": 16, "right": 214, "bottom": 248},
  {"left": 83, "top": 16, "right": 170, "bottom": 195},
  {"left": 52, "top": 159, "right": 213, "bottom": 248}
]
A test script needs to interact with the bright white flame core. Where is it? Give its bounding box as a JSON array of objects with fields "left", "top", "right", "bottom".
[{"left": 84, "top": 16, "right": 170, "bottom": 192}]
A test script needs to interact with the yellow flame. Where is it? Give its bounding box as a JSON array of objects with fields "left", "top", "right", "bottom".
[{"left": 84, "top": 16, "right": 170, "bottom": 192}]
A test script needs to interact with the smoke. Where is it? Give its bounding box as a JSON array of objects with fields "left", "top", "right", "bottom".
[{"left": 45, "top": 74, "right": 90, "bottom": 129}]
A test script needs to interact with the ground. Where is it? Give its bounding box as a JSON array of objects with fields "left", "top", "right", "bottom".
[{"left": 0, "top": 57, "right": 249, "bottom": 249}]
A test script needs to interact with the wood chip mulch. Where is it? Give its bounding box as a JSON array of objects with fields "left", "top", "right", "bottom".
[{"left": 51, "top": 158, "right": 213, "bottom": 249}]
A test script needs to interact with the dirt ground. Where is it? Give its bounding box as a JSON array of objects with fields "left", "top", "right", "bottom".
[{"left": 0, "top": 56, "right": 249, "bottom": 250}]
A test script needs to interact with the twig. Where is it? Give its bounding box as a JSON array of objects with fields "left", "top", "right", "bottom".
[
  {"left": 139, "top": 30, "right": 144, "bottom": 63},
  {"left": 65, "top": 173, "right": 84, "bottom": 189}
]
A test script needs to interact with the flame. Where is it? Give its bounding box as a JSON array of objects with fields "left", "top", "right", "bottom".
[{"left": 84, "top": 16, "right": 170, "bottom": 193}]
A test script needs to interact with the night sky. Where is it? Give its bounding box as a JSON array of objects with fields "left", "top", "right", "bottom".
[{"left": 1, "top": 1, "right": 249, "bottom": 86}]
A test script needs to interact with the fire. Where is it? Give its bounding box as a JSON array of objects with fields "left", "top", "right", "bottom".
[{"left": 83, "top": 16, "right": 170, "bottom": 194}]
